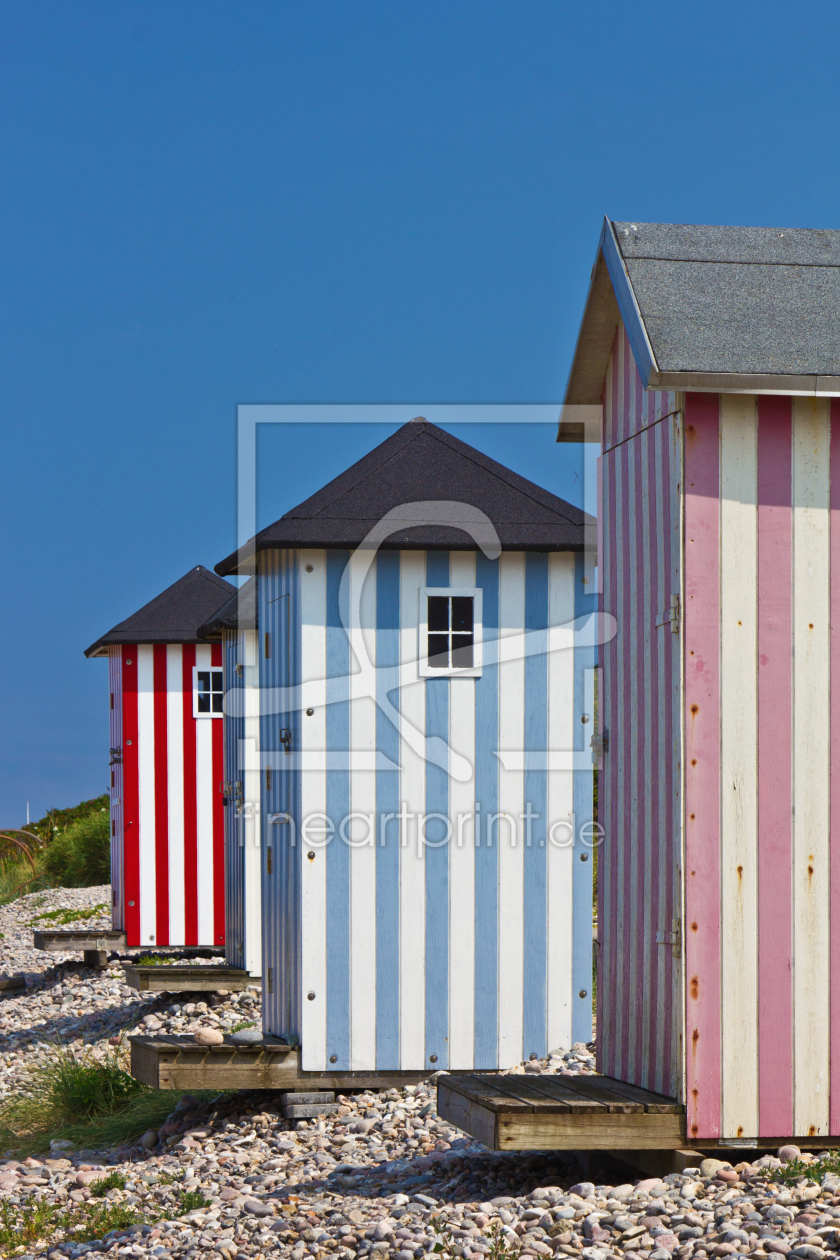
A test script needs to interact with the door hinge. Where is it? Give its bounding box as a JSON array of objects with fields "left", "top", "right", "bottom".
[
  {"left": 590, "top": 729, "right": 609, "bottom": 762},
  {"left": 280, "top": 727, "right": 292, "bottom": 755},
  {"left": 655, "top": 594, "right": 681, "bottom": 634},
  {"left": 266, "top": 848, "right": 273, "bottom": 875},
  {"left": 268, "top": 967, "right": 273, "bottom": 994},
  {"left": 655, "top": 918, "right": 681, "bottom": 958}
]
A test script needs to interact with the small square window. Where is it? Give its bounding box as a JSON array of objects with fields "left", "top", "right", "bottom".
[
  {"left": 193, "top": 666, "right": 224, "bottom": 718},
  {"left": 418, "top": 587, "right": 482, "bottom": 677}
]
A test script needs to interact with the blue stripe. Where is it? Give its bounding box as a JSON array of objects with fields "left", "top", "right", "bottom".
[
  {"left": 523, "top": 552, "right": 548, "bottom": 1059},
  {"left": 572, "top": 550, "right": 597, "bottom": 1044},
  {"left": 424, "top": 550, "right": 449, "bottom": 1068},
  {"left": 375, "top": 551, "right": 401, "bottom": 1068},
  {"left": 473, "top": 552, "right": 499, "bottom": 1067},
  {"left": 326, "top": 550, "right": 351, "bottom": 1068}
]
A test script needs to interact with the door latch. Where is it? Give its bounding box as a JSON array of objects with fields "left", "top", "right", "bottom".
[
  {"left": 655, "top": 594, "right": 680, "bottom": 634},
  {"left": 280, "top": 727, "right": 292, "bottom": 755},
  {"left": 590, "top": 729, "right": 608, "bottom": 763},
  {"left": 655, "top": 918, "right": 681, "bottom": 958}
]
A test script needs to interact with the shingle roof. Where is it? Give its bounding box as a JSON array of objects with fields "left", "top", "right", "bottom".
[
  {"left": 85, "top": 566, "right": 237, "bottom": 657},
  {"left": 197, "top": 577, "right": 257, "bottom": 639},
  {"left": 564, "top": 217, "right": 840, "bottom": 404},
  {"left": 216, "top": 419, "right": 588, "bottom": 576}
]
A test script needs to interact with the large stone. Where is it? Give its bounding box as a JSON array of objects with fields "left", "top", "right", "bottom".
[
  {"left": 139, "top": 1129, "right": 159, "bottom": 1151},
  {"left": 193, "top": 1028, "right": 224, "bottom": 1046},
  {"left": 779, "top": 1145, "right": 801, "bottom": 1162},
  {"left": 700, "top": 1159, "right": 730, "bottom": 1178},
  {"left": 229, "top": 1028, "right": 262, "bottom": 1043}
]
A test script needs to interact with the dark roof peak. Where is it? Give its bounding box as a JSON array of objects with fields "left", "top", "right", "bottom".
[
  {"left": 216, "top": 419, "right": 589, "bottom": 575},
  {"left": 85, "top": 565, "right": 236, "bottom": 657}
]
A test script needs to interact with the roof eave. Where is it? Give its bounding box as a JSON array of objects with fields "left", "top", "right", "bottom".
[{"left": 650, "top": 371, "right": 840, "bottom": 396}]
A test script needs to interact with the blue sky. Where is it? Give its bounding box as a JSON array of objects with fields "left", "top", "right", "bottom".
[{"left": 2, "top": 1, "right": 839, "bottom": 822}]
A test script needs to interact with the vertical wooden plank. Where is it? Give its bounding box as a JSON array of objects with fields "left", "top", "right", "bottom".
[
  {"left": 719, "top": 394, "right": 759, "bottom": 1139},
  {"left": 325, "top": 551, "right": 351, "bottom": 1070},
  {"left": 625, "top": 416, "right": 641, "bottom": 1083},
  {"left": 349, "top": 553, "right": 378, "bottom": 1070},
  {"left": 523, "top": 552, "right": 549, "bottom": 1059},
  {"left": 792, "top": 397, "right": 831, "bottom": 1136},
  {"left": 181, "top": 644, "right": 198, "bottom": 947},
  {"left": 449, "top": 551, "right": 476, "bottom": 1068},
  {"left": 666, "top": 409, "right": 682, "bottom": 1101},
  {"left": 152, "top": 645, "right": 170, "bottom": 946},
  {"left": 375, "top": 551, "right": 401, "bottom": 1069},
  {"left": 399, "top": 550, "right": 426, "bottom": 1068},
  {"left": 546, "top": 552, "right": 574, "bottom": 1053},
  {"left": 497, "top": 551, "right": 526, "bottom": 1066},
  {"left": 683, "top": 392, "right": 722, "bottom": 1141},
  {"left": 210, "top": 641, "right": 226, "bottom": 948},
  {"left": 643, "top": 424, "right": 660, "bottom": 1093},
  {"left": 756, "top": 395, "right": 793, "bottom": 1138},
  {"left": 618, "top": 437, "right": 633, "bottom": 1079},
  {"left": 194, "top": 643, "right": 214, "bottom": 947},
  {"left": 122, "top": 645, "right": 140, "bottom": 947},
  {"left": 474, "top": 552, "right": 500, "bottom": 1068},
  {"left": 242, "top": 625, "right": 262, "bottom": 979},
  {"left": 299, "top": 549, "right": 327, "bottom": 1069},
  {"left": 109, "top": 646, "right": 124, "bottom": 932},
  {"left": 424, "top": 551, "right": 450, "bottom": 1069},
  {"left": 606, "top": 441, "right": 622, "bottom": 1080},
  {"left": 137, "top": 643, "right": 157, "bottom": 947},
  {"left": 830, "top": 401, "right": 840, "bottom": 1136},
  {"left": 166, "top": 644, "right": 186, "bottom": 946},
  {"left": 572, "top": 553, "right": 597, "bottom": 1046}
]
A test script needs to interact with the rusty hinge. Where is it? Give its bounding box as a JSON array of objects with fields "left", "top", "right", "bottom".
[
  {"left": 655, "top": 918, "right": 681, "bottom": 958},
  {"left": 266, "top": 767, "right": 272, "bottom": 792},
  {"left": 266, "top": 848, "right": 273, "bottom": 875},
  {"left": 590, "top": 729, "right": 609, "bottom": 762},
  {"left": 655, "top": 594, "right": 681, "bottom": 634},
  {"left": 268, "top": 967, "right": 273, "bottom": 994},
  {"left": 264, "top": 632, "right": 271, "bottom": 659}
]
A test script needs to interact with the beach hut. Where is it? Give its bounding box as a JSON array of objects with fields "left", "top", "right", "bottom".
[
  {"left": 564, "top": 217, "right": 840, "bottom": 1143},
  {"left": 85, "top": 565, "right": 235, "bottom": 949},
  {"left": 215, "top": 418, "right": 596, "bottom": 1073},
  {"left": 197, "top": 578, "right": 262, "bottom": 977}
]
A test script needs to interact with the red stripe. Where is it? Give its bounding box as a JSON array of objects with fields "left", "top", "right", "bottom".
[
  {"left": 152, "top": 645, "right": 170, "bottom": 946},
  {"left": 830, "top": 401, "right": 840, "bottom": 1134},
  {"left": 182, "top": 644, "right": 198, "bottom": 946},
  {"left": 121, "top": 647, "right": 141, "bottom": 948},
  {"left": 684, "top": 393, "right": 722, "bottom": 1140},
  {"left": 756, "top": 395, "right": 793, "bottom": 1136},
  {"left": 211, "top": 641, "right": 226, "bottom": 945}
]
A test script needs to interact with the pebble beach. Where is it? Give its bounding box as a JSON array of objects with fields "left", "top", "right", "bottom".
[{"left": 0, "top": 887, "right": 837, "bottom": 1260}]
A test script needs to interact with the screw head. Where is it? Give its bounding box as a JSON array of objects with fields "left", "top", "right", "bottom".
[
  {"left": 580, "top": 852, "right": 589, "bottom": 862},
  {"left": 305, "top": 564, "right": 314, "bottom": 573},
  {"left": 329, "top": 1054, "right": 337, "bottom": 1063},
  {"left": 529, "top": 1053, "right": 538, "bottom": 1060},
  {"left": 306, "top": 708, "right": 314, "bottom": 716},
  {"left": 581, "top": 713, "right": 590, "bottom": 724},
  {"left": 128, "top": 901, "right": 135, "bottom": 907},
  {"left": 126, "top": 659, "right": 132, "bottom": 665},
  {"left": 579, "top": 989, "right": 588, "bottom": 999},
  {"left": 429, "top": 1054, "right": 438, "bottom": 1063},
  {"left": 307, "top": 850, "right": 315, "bottom": 860},
  {"left": 307, "top": 991, "right": 316, "bottom": 1001}
]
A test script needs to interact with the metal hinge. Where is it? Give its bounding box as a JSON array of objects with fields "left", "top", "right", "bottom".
[
  {"left": 656, "top": 918, "right": 682, "bottom": 958},
  {"left": 655, "top": 594, "right": 681, "bottom": 634},
  {"left": 266, "top": 848, "right": 273, "bottom": 875},
  {"left": 268, "top": 967, "right": 273, "bottom": 994},
  {"left": 280, "top": 727, "right": 292, "bottom": 755},
  {"left": 235, "top": 662, "right": 244, "bottom": 677},
  {"left": 590, "top": 729, "right": 609, "bottom": 762},
  {"left": 109, "top": 747, "right": 122, "bottom": 765}
]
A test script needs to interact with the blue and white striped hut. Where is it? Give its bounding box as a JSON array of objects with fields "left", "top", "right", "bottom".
[{"left": 215, "top": 418, "right": 596, "bottom": 1072}]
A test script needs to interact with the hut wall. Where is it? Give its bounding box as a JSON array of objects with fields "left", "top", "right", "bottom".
[
  {"left": 684, "top": 393, "right": 840, "bottom": 1141},
  {"left": 118, "top": 641, "right": 225, "bottom": 948},
  {"left": 223, "top": 626, "right": 262, "bottom": 975},
  {"left": 109, "top": 645, "right": 124, "bottom": 931},
  {"left": 597, "top": 325, "right": 683, "bottom": 1100},
  {"left": 260, "top": 545, "right": 591, "bottom": 1072}
]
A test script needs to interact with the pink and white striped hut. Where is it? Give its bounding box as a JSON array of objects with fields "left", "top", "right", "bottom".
[
  {"left": 86, "top": 566, "right": 235, "bottom": 950},
  {"left": 564, "top": 218, "right": 840, "bottom": 1144}
]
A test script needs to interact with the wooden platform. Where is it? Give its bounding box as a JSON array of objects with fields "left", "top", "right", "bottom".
[
  {"left": 0, "top": 976, "right": 25, "bottom": 996},
  {"left": 123, "top": 965, "right": 258, "bottom": 993},
  {"left": 33, "top": 929, "right": 127, "bottom": 953},
  {"left": 437, "top": 1073, "right": 684, "bottom": 1150},
  {"left": 130, "top": 1035, "right": 430, "bottom": 1092}
]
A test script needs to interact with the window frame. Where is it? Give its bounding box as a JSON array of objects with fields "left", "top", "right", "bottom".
[
  {"left": 192, "top": 665, "right": 225, "bottom": 719},
  {"left": 418, "top": 586, "right": 483, "bottom": 678}
]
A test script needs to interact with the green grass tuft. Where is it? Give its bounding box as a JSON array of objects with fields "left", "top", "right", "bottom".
[
  {"left": 0, "top": 1193, "right": 146, "bottom": 1249},
  {"left": 760, "top": 1150, "right": 840, "bottom": 1186},
  {"left": 30, "top": 902, "right": 109, "bottom": 926},
  {"left": 89, "top": 1170, "right": 127, "bottom": 1196},
  {"left": 178, "top": 1189, "right": 210, "bottom": 1212}
]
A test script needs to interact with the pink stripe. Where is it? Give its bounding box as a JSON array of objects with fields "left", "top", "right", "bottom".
[
  {"left": 632, "top": 427, "right": 646, "bottom": 1082},
  {"left": 619, "top": 440, "right": 634, "bottom": 1081},
  {"left": 684, "top": 392, "right": 722, "bottom": 1140},
  {"left": 756, "top": 395, "right": 793, "bottom": 1136},
  {"left": 660, "top": 416, "right": 675, "bottom": 1098},
  {"left": 605, "top": 447, "right": 620, "bottom": 1077},
  {"left": 830, "top": 401, "right": 840, "bottom": 1134},
  {"left": 645, "top": 424, "right": 661, "bottom": 1092},
  {"left": 609, "top": 330, "right": 619, "bottom": 449}
]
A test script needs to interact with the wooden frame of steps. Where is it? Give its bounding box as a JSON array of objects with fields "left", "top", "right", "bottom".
[
  {"left": 32, "top": 931, "right": 225, "bottom": 970},
  {"left": 123, "top": 965, "right": 258, "bottom": 993}
]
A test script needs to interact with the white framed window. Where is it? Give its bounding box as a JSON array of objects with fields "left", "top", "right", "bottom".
[
  {"left": 193, "top": 666, "right": 224, "bottom": 718},
  {"left": 418, "top": 587, "right": 483, "bottom": 678}
]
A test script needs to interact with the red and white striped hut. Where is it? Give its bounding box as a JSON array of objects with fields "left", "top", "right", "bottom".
[
  {"left": 564, "top": 218, "right": 840, "bottom": 1145},
  {"left": 86, "top": 565, "right": 236, "bottom": 949}
]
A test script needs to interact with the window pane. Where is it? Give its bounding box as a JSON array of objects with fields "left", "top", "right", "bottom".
[
  {"left": 451, "top": 634, "right": 474, "bottom": 668},
  {"left": 197, "top": 694, "right": 211, "bottom": 713},
  {"left": 428, "top": 596, "right": 449, "bottom": 632},
  {"left": 197, "top": 671, "right": 210, "bottom": 693},
  {"left": 212, "top": 692, "right": 223, "bottom": 713},
  {"left": 428, "top": 633, "right": 449, "bottom": 668},
  {"left": 452, "top": 596, "right": 473, "bottom": 633},
  {"left": 211, "top": 671, "right": 223, "bottom": 692}
]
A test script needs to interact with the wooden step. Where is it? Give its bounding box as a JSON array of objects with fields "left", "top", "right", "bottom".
[
  {"left": 33, "top": 930, "right": 127, "bottom": 953},
  {"left": 123, "top": 964, "right": 259, "bottom": 993}
]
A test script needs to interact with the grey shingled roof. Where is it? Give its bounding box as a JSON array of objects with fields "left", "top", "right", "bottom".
[
  {"left": 563, "top": 218, "right": 840, "bottom": 404},
  {"left": 216, "top": 419, "right": 588, "bottom": 575},
  {"left": 197, "top": 577, "right": 257, "bottom": 639},
  {"left": 85, "top": 566, "right": 236, "bottom": 657}
]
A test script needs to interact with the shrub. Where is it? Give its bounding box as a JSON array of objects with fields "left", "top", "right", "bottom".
[{"left": 42, "top": 809, "right": 110, "bottom": 887}]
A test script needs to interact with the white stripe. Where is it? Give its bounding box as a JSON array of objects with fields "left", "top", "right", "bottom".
[
  {"left": 497, "top": 552, "right": 525, "bottom": 1066},
  {"left": 195, "top": 643, "right": 214, "bottom": 945},
  {"left": 719, "top": 394, "right": 759, "bottom": 1139},
  {"left": 546, "top": 552, "right": 575, "bottom": 1052},
  {"left": 166, "top": 645, "right": 186, "bottom": 945},
  {"left": 399, "top": 551, "right": 426, "bottom": 1069},
  {"left": 448, "top": 551, "right": 476, "bottom": 1068},
  {"left": 349, "top": 554, "right": 377, "bottom": 1069},
  {"left": 243, "top": 627, "right": 262, "bottom": 977},
  {"left": 300, "top": 550, "right": 328, "bottom": 1070},
  {"left": 792, "top": 397, "right": 831, "bottom": 1135},
  {"left": 136, "top": 644, "right": 157, "bottom": 945}
]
